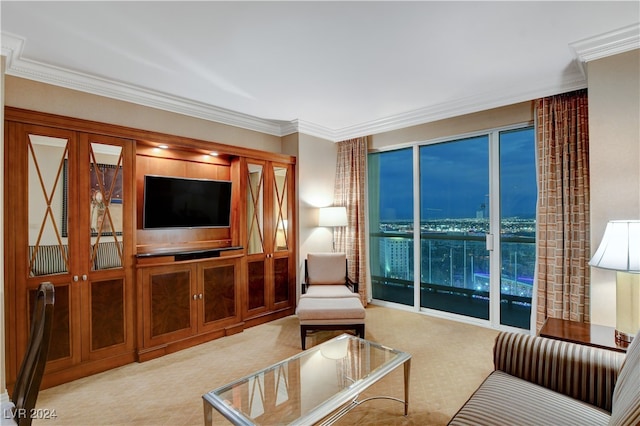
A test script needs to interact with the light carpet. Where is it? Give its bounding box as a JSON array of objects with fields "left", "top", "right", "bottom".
[{"left": 33, "top": 305, "right": 499, "bottom": 425}]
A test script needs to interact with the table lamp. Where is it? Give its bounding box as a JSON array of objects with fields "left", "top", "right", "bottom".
[
  {"left": 318, "top": 206, "right": 348, "bottom": 252},
  {"left": 589, "top": 220, "right": 640, "bottom": 343}
]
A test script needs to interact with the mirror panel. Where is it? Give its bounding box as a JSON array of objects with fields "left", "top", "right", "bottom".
[
  {"left": 273, "top": 165, "right": 288, "bottom": 252},
  {"left": 27, "top": 134, "right": 70, "bottom": 276},
  {"left": 247, "top": 163, "right": 264, "bottom": 255},
  {"left": 89, "top": 142, "right": 124, "bottom": 271}
]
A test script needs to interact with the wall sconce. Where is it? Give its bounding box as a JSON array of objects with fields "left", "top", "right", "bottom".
[
  {"left": 589, "top": 220, "right": 640, "bottom": 343},
  {"left": 318, "top": 206, "right": 347, "bottom": 252}
]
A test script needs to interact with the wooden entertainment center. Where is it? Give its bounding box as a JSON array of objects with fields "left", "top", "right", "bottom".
[{"left": 3, "top": 107, "right": 296, "bottom": 389}]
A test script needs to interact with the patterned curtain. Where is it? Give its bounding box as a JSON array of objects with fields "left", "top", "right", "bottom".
[
  {"left": 334, "top": 137, "right": 368, "bottom": 305},
  {"left": 535, "top": 89, "right": 590, "bottom": 331}
]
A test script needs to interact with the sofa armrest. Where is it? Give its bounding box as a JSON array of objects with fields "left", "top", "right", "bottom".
[{"left": 494, "top": 331, "right": 625, "bottom": 412}]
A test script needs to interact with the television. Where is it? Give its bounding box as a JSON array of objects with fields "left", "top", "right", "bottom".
[{"left": 143, "top": 175, "right": 232, "bottom": 229}]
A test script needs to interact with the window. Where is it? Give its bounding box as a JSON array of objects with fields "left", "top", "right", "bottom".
[
  {"left": 419, "top": 135, "right": 490, "bottom": 320},
  {"left": 368, "top": 126, "right": 536, "bottom": 330},
  {"left": 368, "top": 148, "right": 414, "bottom": 305}
]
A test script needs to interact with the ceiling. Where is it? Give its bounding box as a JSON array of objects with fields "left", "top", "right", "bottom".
[{"left": 2, "top": 1, "right": 639, "bottom": 142}]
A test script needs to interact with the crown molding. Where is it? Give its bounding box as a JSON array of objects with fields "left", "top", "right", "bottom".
[
  {"left": 570, "top": 23, "right": 640, "bottom": 76},
  {"left": 1, "top": 33, "right": 287, "bottom": 137},
  {"left": 290, "top": 68, "right": 587, "bottom": 142},
  {"left": 326, "top": 70, "right": 588, "bottom": 143}
]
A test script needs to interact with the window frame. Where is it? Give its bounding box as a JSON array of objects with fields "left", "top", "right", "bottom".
[{"left": 367, "top": 122, "right": 536, "bottom": 332}]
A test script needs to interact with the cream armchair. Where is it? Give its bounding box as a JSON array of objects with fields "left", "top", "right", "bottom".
[
  {"left": 301, "top": 252, "right": 359, "bottom": 298},
  {"left": 296, "top": 253, "right": 365, "bottom": 349}
]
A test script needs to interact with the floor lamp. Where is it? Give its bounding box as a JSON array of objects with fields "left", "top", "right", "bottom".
[
  {"left": 589, "top": 220, "right": 640, "bottom": 343},
  {"left": 318, "top": 206, "right": 347, "bottom": 252}
]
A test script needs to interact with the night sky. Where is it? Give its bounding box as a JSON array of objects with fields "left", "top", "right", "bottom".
[{"left": 373, "top": 127, "right": 536, "bottom": 221}]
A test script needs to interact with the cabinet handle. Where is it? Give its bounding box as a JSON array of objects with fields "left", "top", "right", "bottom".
[
  {"left": 199, "top": 293, "right": 203, "bottom": 300},
  {"left": 82, "top": 274, "right": 88, "bottom": 281},
  {"left": 73, "top": 275, "right": 79, "bottom": 282},
  {"left": 193, "top": 294, "right": 197, "bottom": 300}
]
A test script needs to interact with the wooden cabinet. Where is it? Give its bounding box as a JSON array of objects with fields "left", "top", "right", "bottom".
[
  {"left": 242, "top": 159, "right": 296, "bottom": 326},
  {"left": 137, "top": 254, "right": 243, "bottom": 361},
  {"left": 4, "top": 116, "right": 136, "bottom": 388},
  {"left": 4, "top": 108, "right": 297, "bottom": 387}
]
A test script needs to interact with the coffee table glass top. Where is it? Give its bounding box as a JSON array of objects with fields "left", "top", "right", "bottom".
[{"left": 203, "top": 334, "right": 411, "bottom": 426}]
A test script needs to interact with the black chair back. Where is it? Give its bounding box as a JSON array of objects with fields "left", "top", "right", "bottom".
[{"left": 11, "top": 282, "right": 55, "bottom": 426}]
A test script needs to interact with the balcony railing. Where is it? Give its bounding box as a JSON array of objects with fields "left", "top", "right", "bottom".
[{"left": 370, "top": 230, "right": 534, "bottom": 329}]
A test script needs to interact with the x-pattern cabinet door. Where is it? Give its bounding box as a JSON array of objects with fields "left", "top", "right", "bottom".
[
  {"left": 243, "top": 159, "right": 295, "bottom": 320},
  {"left": 5, "top": 120, "right": 134, "bottom": 386}
]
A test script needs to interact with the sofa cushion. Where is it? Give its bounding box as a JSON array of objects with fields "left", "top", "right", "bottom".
[
  {"left": 609, "top": 330, "right": 640, "bottom": 425},
  {"left": 296, "top": 297, "right": 365, "bottom": 323},
  {"left": 301, "top": 285, "right": 359, "bottom": 298},
  {"left": 307, "top": 253, "right": 346, "bottom": 285},
  {"left": 449, "top": 370, "right": 610, "bottom": 426}
]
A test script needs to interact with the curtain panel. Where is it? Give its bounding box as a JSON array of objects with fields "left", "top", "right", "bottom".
[
  {"left": 535, "top": 89, "right": 590, "bottom": 331},
  {"left": 334, "top": 137, "right": 368, "bottom": 305}
]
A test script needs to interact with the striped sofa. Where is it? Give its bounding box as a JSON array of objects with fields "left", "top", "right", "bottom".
[{"left": 449, "top": 330, "right": 640, "bottom": 426}]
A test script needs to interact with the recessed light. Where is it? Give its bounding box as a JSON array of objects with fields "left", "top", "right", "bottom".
[
  {"left": 158, "top": 144, "right": 169, "bottom": 149},
  {"left": 209, "top": 152, "right": 219, "bottom": 157}
]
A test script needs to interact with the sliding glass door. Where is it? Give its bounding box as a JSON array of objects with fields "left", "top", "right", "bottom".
[
  {"left": 368, "top": 126, "right": 536, "bottom": 330},
  {"left": 419, "top": 135, "right": 490, "bottom": 320},
  {"left": 368, "top": 148, "right": 414, "bottom": 306}
]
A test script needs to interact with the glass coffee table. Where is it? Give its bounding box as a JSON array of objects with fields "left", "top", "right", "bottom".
[{"left": 203, "top": 334, "right": 411, "bottom": 425}]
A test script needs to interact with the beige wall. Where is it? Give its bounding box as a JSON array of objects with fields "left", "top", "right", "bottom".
[
  {"left": 295, "top": 133, "right": 338, "bottom": 282},
  {"left": 5, "top": 76, "right": 283, "bottom": 154},
  {"left": 588, "top": 49, "right": 640, "bottom": 327}
]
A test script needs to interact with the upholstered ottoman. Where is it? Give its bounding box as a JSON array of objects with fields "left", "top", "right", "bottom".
[{"left": 296, "top": 297, "right": 366, "bottom": 349}]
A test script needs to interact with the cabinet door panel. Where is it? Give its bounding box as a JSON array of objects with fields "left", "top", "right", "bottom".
[
  {"left": 149, "top": 269, "right": 193, "bottom": 340},
  {"left": 29, "top": 283, "right": 72, "bottom": 362},
  {"left": 273, "top": 257, "right": 290, "bottom": 305},
  {"left": 247, "top": 260, "right": 266, "bottom": 310},
  {"left": 202, "top": 263, "right": 236, "bottom": 324},
  {"left": 89, "top": 278, "right": 125, "bottom": 350}
]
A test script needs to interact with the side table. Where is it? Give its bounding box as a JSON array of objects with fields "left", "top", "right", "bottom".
[{"left": 539, "top": 318, "right": 628, "bottom": 353}]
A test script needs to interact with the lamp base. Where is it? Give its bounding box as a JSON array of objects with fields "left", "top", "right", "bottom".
[
  {"left": 615, "top": 329, "right": 635, "bottom": 344},
  {"left": 615, "top": 271, "right": 640, "bottom": 345}
]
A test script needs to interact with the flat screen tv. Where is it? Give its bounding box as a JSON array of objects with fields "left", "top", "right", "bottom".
[{"left": 143, "top": 175, "right": 232, "bottom": 229}]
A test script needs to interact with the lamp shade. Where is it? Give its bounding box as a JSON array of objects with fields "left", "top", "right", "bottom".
[
  {"left": 589, "top": 220, "right": 640, "bottom": 272},
  {"left": 318, "top": 206, "right": 348, "bottom": 227}
]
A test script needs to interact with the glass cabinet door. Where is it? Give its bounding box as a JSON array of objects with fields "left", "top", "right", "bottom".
[
  {"left": 81, "top": 134, "right": 132, "bottom": 359},
  {"left": 271, "top": 164, "right": 290, "bottom": 306},
  {"left": 272, "top": 165, "right": 289, "bottom": 252},
  {"left": 246, "top": 161, "right": 266, "bottom": 311},
  {"left": 88, "top": 141, "right": 125, "bottom": 271},
  {"left": 247, "top": 162, "right": 264, "bottom": 255},
  {"left": 27, "top": 130, "right": 77, "bottom": 366},
  {"left": 28, "top": 133, "right": 72, "bottom": 278}
]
